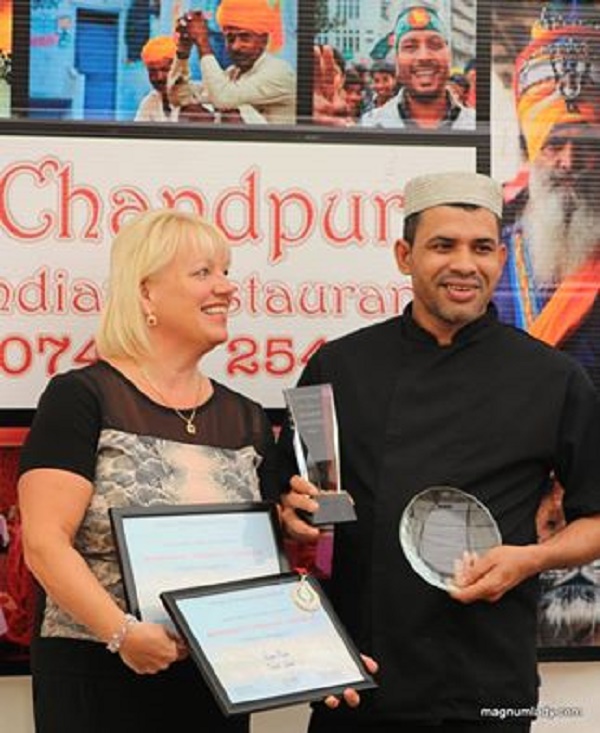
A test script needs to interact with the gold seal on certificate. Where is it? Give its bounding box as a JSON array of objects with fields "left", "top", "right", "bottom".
[
  {"left": 291, "top": 575, "right": 321, "bottom": 613},
  {"left": 284, "top": 384, "right": 356, "bottom": 526}
]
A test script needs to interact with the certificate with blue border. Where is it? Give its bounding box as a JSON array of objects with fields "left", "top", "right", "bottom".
[
  {"left": 109, "top": 502, "right": 289, "bottom": 626},
  {"left": 161, "top": 572, "right": 377, "bottom": 715}
]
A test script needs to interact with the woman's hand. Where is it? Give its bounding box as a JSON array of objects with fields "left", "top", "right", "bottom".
[{"left": 118, "top": 621, "right": 182, "bottom": 674}]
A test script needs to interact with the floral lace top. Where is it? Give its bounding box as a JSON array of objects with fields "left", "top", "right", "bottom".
[{"left": 19, "top": 361, "right": 278, "bottom": 642}]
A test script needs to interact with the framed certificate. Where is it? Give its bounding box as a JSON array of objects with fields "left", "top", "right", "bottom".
[
  {"left": 161, "top": 573, "right": 377, "bottom": 715},
  {"left": 109, "top": 502, "right": 289, "bottom": 626}
]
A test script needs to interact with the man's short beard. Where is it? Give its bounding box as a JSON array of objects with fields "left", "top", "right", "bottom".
[
  {"left": 523, "top": 163, "right": 600, "bottom": 285},
  {"left": 407, "top": 87, "right": 445, "bottom": 101}
]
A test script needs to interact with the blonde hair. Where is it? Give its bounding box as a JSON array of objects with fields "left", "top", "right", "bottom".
[{"left": 96, "top": 209, "right": 230, "bottom": 360}]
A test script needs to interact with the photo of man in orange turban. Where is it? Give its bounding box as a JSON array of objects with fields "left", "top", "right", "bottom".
[
  {"left": 498, "top": 1, "right": 600, "bottom": 387},
  {"left": 494, "top": 0, "right": 600, "bottom": 654},
  {"left": 135, "top": 36, "right": 179, "bottom": 122},
  {"left": 168, "top": 0, "right": 296, "bottom": 125}
]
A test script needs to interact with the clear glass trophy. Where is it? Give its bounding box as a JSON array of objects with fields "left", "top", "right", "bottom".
[
  {"left": 283, "top": 384, "right": 356, "bottom": 525},
  {"left": 399, "top": 486, "right": 502, "bottom": 590}
]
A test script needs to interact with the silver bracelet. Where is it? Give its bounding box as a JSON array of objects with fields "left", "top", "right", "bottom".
[{"left": 106, "top": 613, "right": 138, "bottom": 654}]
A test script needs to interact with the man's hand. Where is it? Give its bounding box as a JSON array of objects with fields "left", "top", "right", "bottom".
[
  {"left": 314, "top": 45, "right": 337, "bottom": 104},
  {"left": 279, "top": 475, "right": 321, "bottom": 542},
  {"left": 175, "top": 11, "right": 211, "bottom": 58},
  {"left": 324, "top": 655, "right": 378, "bottom": 709},
  {"left": 313, "top": 45, "right": 351, "bottom": 125},
  {"left": 175, "top": 14, "right": 193, "bottom": 59},
  {"left": 449, "top": 545, "right": 541, "bottom": 604},
  {"left": 536, "top": 482, "right": 566, "bottom": 542}
]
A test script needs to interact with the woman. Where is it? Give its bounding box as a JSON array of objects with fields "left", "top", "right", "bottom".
[{"left": 18, "top": 209, "right": 278, "bottom": 733}]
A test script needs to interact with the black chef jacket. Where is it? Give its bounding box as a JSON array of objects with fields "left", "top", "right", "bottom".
[{"left": 278, "top": 304, "right": 600, "bottom": 724}]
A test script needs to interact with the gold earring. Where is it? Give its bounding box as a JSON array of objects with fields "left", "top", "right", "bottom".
[{"left": 146, "top": 313, "right": 158, "bottom": 327}]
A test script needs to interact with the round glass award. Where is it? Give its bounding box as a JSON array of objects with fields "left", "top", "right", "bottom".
[{"left": 399, "top": 485, "right": 502, "bottom": 590}]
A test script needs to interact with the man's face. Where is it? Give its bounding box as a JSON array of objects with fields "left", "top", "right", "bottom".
[
  {"left": 396, "top": 30, "right": 451, "bottom": 99},
  {"left": 344, "top": 84, "right": 363, "bottom": 115},
  {"left": 395, "top": 205, "right": 506, "bottom": 345},
  {"left": 146, "top": 58, "right": 173, "bottom": 94},
  {"left": 525, "top": 124, "right": 600, "bottom": 283},
  {"left": 223, "top": 26, "right": 268, "bottom": 72},
  {"left": 372, "top": 71, "right": 396, "bottom": 103},
  {"left": 536, "top": 125, "right": 600, "bottom": 193}
]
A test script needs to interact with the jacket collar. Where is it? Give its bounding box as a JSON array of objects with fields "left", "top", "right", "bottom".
[{"left": 401, "top": 302, "right": 499, "bottom": 346}]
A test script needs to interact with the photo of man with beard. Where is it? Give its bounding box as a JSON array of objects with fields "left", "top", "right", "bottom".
[
  {"left": 168, "top": 0, "right": 297, "bottom": 125},
  {"left": 493, "top": 0, "right": 600, "bottom": 653}
]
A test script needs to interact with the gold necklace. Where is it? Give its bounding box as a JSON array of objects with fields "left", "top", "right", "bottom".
[{"left": 140, "top": 367, "right": 203, "bottom": 436}]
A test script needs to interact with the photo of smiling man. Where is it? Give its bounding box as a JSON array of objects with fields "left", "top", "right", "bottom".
[{"left": 362, "top": 1, "right": 476, "bottom": 130}]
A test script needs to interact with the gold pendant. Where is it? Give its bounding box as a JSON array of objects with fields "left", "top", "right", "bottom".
[{"left": 186, "top": 422, "right": 197, "bottom": 435}]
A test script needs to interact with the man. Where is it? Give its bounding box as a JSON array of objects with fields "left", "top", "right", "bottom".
[
  {"left": 360, "top": 61, "right": 397, "bottom": 125},
  {"left": 168, "top": 0, "right": 296, "bottom": 125},
  {"left": 342, "top": 69, "right": 364, "bottom": 123},
  {"left": 134, "top": 36, "right": 179, "bottom": 122},
  {"left": 279, "top": 171, "right": 600, "bottom": 732},
  {"left": 496, "top": 1, "right": 600, "bottom": 649},
  {"left": 497, "top": 3, "right": 600, "bottom": 389},
  {"left": 370, "top": 61, "right": 398, "bottom": 108},
  {"left": 362, "top": 2, "right": 474, "bottom": 130}
]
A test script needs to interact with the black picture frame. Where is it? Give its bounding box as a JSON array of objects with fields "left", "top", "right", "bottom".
[
  {"left": 110, "top": 501, "right": 289, "bottom": 625},
  {"left": 161, "top": 571, "right": 377, "bottom": 716}
]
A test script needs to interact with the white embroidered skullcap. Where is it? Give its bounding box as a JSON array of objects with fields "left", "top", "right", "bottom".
[{"left": 403, "top": 171, "right": 503, "bottom": 218}]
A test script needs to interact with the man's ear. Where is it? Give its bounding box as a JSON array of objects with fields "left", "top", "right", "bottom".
[
  {"left": 395, "top": 238, "right": 412, "bottom": 275},
  {"left": 498, "top": 242, "right": 508, "bottom": 270}
]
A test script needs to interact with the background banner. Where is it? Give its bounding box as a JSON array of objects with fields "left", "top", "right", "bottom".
[{"left": 0, "top": 135, "right": 475, "bottom": 409}]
